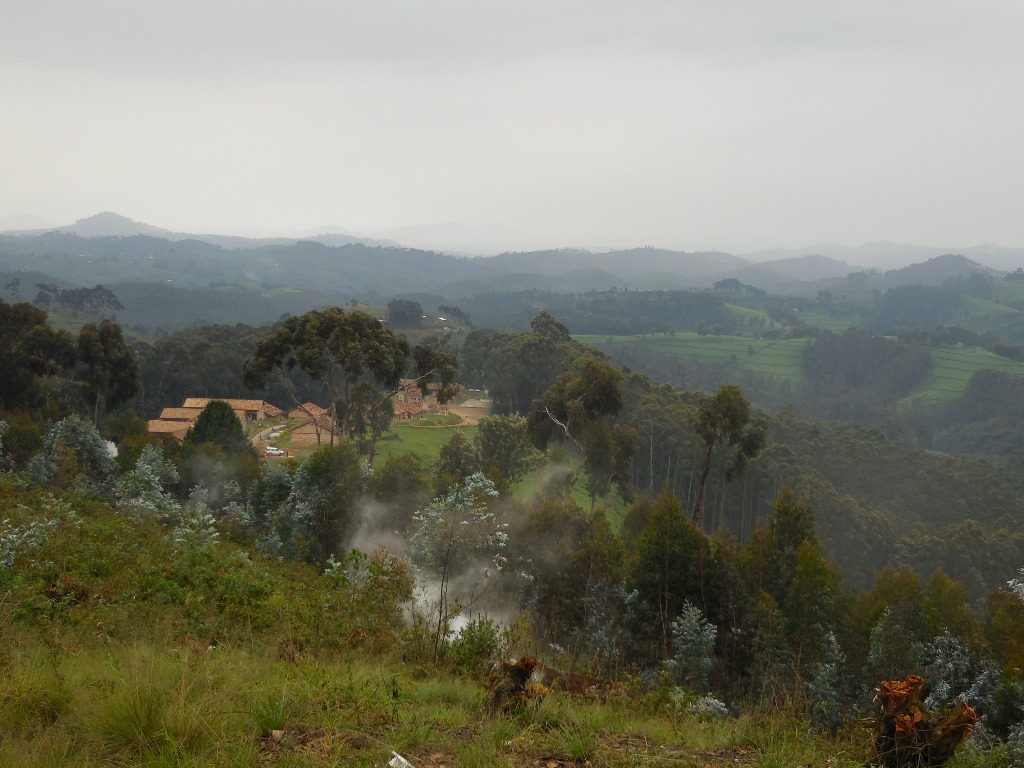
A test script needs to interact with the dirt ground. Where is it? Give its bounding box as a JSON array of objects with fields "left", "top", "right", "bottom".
[{"left": 443, "top": 398, "right": 492, "bottom": 425}]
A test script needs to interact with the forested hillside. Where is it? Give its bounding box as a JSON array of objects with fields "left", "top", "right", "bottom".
[{"left": 3, "top": 295, "right": 1024, "bottom": 765}]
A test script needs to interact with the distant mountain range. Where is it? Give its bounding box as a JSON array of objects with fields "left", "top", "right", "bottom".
[
  {"left": 0, "top": 213, "right": 1017, "bottom": 316},
  {"left": 4, "top": 212, "right": 1023, "bottom": 271},
  {"left": 744, "top": 241, "right": 1024, "bottom": 272},
  {"left": 0, "top": 211, "right": 399, "bottom": 250}
]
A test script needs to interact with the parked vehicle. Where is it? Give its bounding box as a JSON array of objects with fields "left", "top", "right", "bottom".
[{"left": 264, "top": 446, "right": 285, "bottom": 456}]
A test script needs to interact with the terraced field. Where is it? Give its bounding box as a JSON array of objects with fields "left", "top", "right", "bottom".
[
  {"left": 576, "top": 333, "right": 808, "bottom": 383},
  {"left": 793, "top": 309, "right": 860, "bottom": 332},
  {"left": 723, "top": 302, "right": 775, "bottom": 331},
  {"left": 954, "top": 294, "right": 1020, "bottom": 334},
  {"left": 993, "top": 279, "right": 1024, "bottom": 304},
  {"left": 904, "top": 344, "right": 1024, "bottom": 404},
  {"left": 579, "top": 332, "right": 1024, "bottom": 408}
]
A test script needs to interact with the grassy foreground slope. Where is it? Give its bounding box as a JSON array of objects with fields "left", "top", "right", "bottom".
[{"left": 0, "top": 475, "right": 881, "bottom": 768}]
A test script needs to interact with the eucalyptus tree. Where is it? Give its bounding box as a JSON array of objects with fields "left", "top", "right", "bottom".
[
  {"left": 77, "top": 319, "right": 139, "bottom": 426},
  {"left": 409, "top": 473, "right": 505, "bottom": 664},
  {"left": 527, "top": 354, "right": 637, "bottom": 508},
  {"left": 243, "top": 307, "right": 456, "bottom": 446},
  {"left": 476, "top": 413, "right": 533, "bottom": 490},
  {"left": 0, "top": 299, "right": 76, "bottom": 411},
  {"left": 691, "top": 384, "right": 767, "bottom": 528}
]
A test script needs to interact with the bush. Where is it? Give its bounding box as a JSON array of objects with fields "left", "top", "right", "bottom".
[{"left": 444, "top": 616, "right": 516, "bottom": 677}]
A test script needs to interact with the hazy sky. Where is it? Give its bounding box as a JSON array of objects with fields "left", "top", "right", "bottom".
[{"left": 2, "top": 1, "right": 1022, "bottom": 253}]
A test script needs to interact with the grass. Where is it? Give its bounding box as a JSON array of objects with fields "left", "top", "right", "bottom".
[
  {"left": 723, "top": 303, "right": 776, "bottom": 332},
  {"left": 954, "top": 295, "right": 1021, "bottom": 333},
  {"left": 0, "top": 637, "right": 879, "bottom": 767},
  {"left": 576, "top": 333, "right": 808, "bottom": 384},
  {"left": 372, "top": 423, "right": 478, "bottom": 468},
  {"left": 578, "top": 332, "right": 1024, "bottom": 412},
  {"left": 993, "top": 279, "right": 1024, "bottom": 303},
  {"left": 903, "top": 344, "right": 1024, "bottom": 404},
  {"left": 44, "top": 309, "right": 103, "bottom": 337},
  {"left": 415, "top": 413, "right": 463, "bottom": 426},
  {"left": 794, "top": 309, "right": 861, "bottom": 332},
  {"left": 0, "top": 475, "right": 1004, "bottom": 768}
]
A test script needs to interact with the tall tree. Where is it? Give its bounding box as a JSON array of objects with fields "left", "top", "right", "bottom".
[
  {"left": 476, "top": 413, "right": 533, "bottom": 490},
  {"left": 387, "top": 298, "right": 424, "bottom": 328},
  {"left": 627, "top": 491, "right": 706, "bottom": 662},
  {"left": 184, "top": 399, "right": 251, "bottom": 455},
  {"left": 295, "top": 441, "right": 364, "bottom": 564},
  {"left": 459, "top": 329, "right": 493, "bottom": 389},
  {"left": 0, "top": 299, "right": 76, "bottom": 411},
  {"left": 77, "top": 319, "right": 138, "bottom": 426},
  {"left": 691, "top": 384, "right": 767, "bottom": 527},
  {"left": 244, "top": 307, "right": 455, "bottom": 444},
  {"left": 409, "top": 473, "right": 505, "bottom": 665},
  {"left": 528, "top": 354, "right": 636, "bottom": 506},
  {"left": 434, "top": 429, "right": 481, "bottom": 496}
]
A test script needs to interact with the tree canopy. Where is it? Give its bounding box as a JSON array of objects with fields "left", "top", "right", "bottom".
[
  {"left": 692, "top": 384, "right": 767, "bottom": 527},
  {"left": 243, "top": 307, "right": 457, "bottom": 446},
  {"left": 0, "top": 299, "right": 76, "bottom": 411},
  {"left": 387, "top": 298, "right": 424, "bottom": 328},
  {"left": 184, "top": 399, "right": 251, "bottom": 455},
  {"left": 77, "top": 319, "right": 139, "bottom": 426},
  {"left": 242, "top": 308, "right": 410, "bottom": 443}
]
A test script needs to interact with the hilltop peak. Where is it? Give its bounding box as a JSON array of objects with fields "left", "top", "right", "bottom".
[{"left": 66, "top": 212, "right": 173, "bottom": 238}]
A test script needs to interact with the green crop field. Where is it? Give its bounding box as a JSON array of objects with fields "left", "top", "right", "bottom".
[
  {"left": 993, "top": 279, "right": 1024, "bottom": 303},
  {"left": 373, "top": 423, "right": 477, "bottom": 468},
  {"left": 723, "top": 302, "right": 775, "bottom": 334},
  {"left": 953, "top": 294, "right": 1020, "bottom": 334},
  {"left": 794, "top": 309, "right": 860, "bottom": 332},
  {"left": 903, "top": 345, "right": 1024, "bottom": 404},
  {"left": 577, "top": 333, "right": 808, "bottom": 384},
  {"left": 260, "top": 285, "right": 303, "bottom": 297},
  {"left": 579, "top": 333, "right": 1024, "bottom": 410}
]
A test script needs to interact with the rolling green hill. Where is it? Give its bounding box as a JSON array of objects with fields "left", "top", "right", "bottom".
[
  {"left": 905, "top": 344, "right": 1024, "bottom": 404},
  {"left": 576, "top": 333, "right": 808, "bottom": 384},
  {"left": 579, "top": 332, "right": 1024, "bottom": 410}
]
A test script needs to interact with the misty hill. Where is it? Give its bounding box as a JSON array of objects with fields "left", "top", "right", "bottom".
[
  {"left": 746, "top": 240, "right": 1024, "bottom": 272},
  {"left": 434, "top": 266, "right": 626, "bottom": 298},
  {"left": 811, "top": 254, "right": 1001, "bottom": 298},
  {"left": 0, "top": 212, "right": 396, "bottom": 250},
  {"left": 2, "top": 214, "right": 1021, "bottom": 334},
  {"left": 0, "top": 227, "right": 763, "bottom": 298},
  {"left": 0, "top": 231, "right": 481, "bottom": 296},
  {"left": 749, "top": 253, "right": 853, "bottom": 281},
  {"left": 702, "top": 255, "right": 854, "bottom": 293},
  {"left": 883, "top": 253, "right": 1000, "bottom": 286},
  {"left": 0, "top": 224, "right": 796, "bottom": 296},
  {"left": 484, "top": 247, "right": 745, "bottom": 279}
]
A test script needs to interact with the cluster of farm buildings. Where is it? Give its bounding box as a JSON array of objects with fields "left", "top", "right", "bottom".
[{"left": 146, "top": 380, "right": 449, "bottom": 447}]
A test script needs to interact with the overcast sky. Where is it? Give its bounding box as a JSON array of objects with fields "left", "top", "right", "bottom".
[{"left": 2, "top": 1, "right": 1022, "bottom": 254}]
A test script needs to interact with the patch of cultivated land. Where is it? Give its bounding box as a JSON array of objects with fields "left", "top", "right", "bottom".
[
  {"left": 954, "top": 294, "right": 1020, "bottom": 333},
  {"left": 904, "top": 345, "right": 1024, "bottom": 404},
  {"left": 576, "top": 334, "right": 807, "bottom": 384},
  {"left": 581, "top": 334, "right": 1024, "bottom": 410}
]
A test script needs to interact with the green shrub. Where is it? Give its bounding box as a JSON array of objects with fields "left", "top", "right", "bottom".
[{"left": 444, "top": 616, "right": 515, "bottom": 677}]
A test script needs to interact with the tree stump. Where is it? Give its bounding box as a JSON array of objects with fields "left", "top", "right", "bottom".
[
  {"left": 872, "top": 675, "right": 978, "bottom": 767},
  {"left": 483, "top": 656, "right": 539, "bottom": 715}
]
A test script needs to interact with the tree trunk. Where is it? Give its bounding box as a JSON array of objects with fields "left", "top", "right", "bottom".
[{"left": 691, "top": 443, "right": 714, "bottom": 527}]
